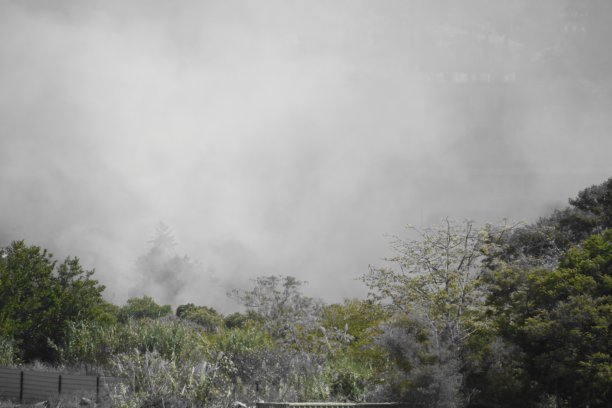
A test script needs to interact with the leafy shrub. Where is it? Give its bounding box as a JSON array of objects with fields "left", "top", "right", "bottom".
[
  {"left": 106, "top": 344, "right": 241, "bottom": 407},
  {"left": 62, "top": 318, "right": 210, "bottom": 368},
  {"left": 176, "top": 303, "right": 224, "bottom": 331},
  {"left": 118, "top": 296, "right": 172, "bottom": 323}
]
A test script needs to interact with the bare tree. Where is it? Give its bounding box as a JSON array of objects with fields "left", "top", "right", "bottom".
[{"left": 363, "top": 219, "right": 516, "bottom": 408}]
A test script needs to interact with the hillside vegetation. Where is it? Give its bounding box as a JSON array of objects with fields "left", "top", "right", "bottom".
[{"left": 1, "top": 178, "right": 610, "bottom": 408}]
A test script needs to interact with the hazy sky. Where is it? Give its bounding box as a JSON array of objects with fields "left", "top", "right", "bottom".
[{"left": 1, "top": 0, "right": 610, "bottom": 311}]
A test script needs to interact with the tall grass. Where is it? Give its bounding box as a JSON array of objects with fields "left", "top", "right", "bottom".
[
  {"left": 61, "top": 319, "right": 248, "bottom": 406},
  {"left": 57, "top": 317, "right": 381, "bottom": 406},
  {"left": 109, "top": 350, "right": 232, "bottom": 407},
  {"left": 62, "top": 317, "right": 210, "bottom": 368},
  {"left": 0, "top": 336, "right": 17, "bottom": 366}
]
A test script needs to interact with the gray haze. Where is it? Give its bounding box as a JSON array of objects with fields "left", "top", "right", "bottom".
[{"left": 1, "top": 0, "right": 611, "bottom": 311}]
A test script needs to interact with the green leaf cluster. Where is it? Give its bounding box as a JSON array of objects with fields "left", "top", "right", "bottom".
[
  {"left": 118, "top": 296, "right": 172, "bottom": 322},
  {"left": 176, "top": 303, "right": 224, "bottom": 331},
  {"left": 487, "top": 230, "right": 612, "bottom": 407},
  {"left": 0, "top": 241, "right": 109, "bottom": 362}
]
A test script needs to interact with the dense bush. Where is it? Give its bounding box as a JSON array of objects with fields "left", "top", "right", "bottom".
[
  {"left": 61, "top": 318, "right": 210, "bottom": 368},
  {"left": 118, "top": 296, "right": 173, "bottom": 322},
  {"left": 0, "top": 241, "right": 108, "bottom": 362},
  {"left": 109, "top": 350, "right": 233, "bottom": 408}
]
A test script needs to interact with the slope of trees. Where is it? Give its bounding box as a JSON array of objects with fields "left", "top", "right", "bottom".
[
  {"left": 0, "top": 177, "right": 609, "bottom": 407},
  {"left": 486, "top": 230, "right": 611, "bottom": 407}
]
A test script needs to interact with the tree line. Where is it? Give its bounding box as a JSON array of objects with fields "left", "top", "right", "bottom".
[{"left": 0, "top": 178, "right": 610, "bottom": 407}]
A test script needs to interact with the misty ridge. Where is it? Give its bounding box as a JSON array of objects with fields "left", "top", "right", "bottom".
[{"left": 1, "top": 0, "right": 611, "bottom": 312}]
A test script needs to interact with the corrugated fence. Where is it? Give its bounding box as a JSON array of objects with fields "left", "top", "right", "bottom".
[
  {"left": 0, "top": 367, "right": 122, "bottom": 403},
  {"left": 257, "top": 403, "right": 410, "bottom": 408}
]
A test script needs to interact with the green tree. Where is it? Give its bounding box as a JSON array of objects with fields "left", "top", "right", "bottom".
[
  {"left": 321, "top": 299, "right": 389, "bottom": 360},
  {"left": 364, "top": 219, "right": 512, "bottom": 355},
  {"left": 223, "top": 310, "right": 264, "bottom": 330},
  {"left": 0, "top": 241, "right": 107, "bottom": 362},
  {"left": 487, "top": 230, "right": 612, "bottom": 407},
  {"left": 119, "top": 295, "right": 172, "bottom": 322},
  {"left": 319, "top": 300, "right": 390, "bottom": 401},
  {"left": 496, "top": 177, "right": 612, "bottom": 269},
  {"left": 363, "top": 219, "right": 514, "bottom": 407},
  {"left": 176, "top": 303, "right": 224, "bottom": 331}
]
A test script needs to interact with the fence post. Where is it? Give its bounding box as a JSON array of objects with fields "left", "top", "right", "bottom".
[
  {"left": 96, "top": 375, "right": 100, "bottom": 400},
  {"left": 58, "top": 374, "right": 62, "bottom": 394},
  {"left": 19, "top": 371, "right": 23, "bottom": 403}
]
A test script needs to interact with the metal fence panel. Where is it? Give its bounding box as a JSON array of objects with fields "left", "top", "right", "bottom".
[
  {"left": 0, "top": 368, "right": 21, "bottom": 399},
  {"left": 257, "top": 404, "right": 289, "bottom": 408},
  {"left": 62, "top": 374, "right": 97, "bottom": 394},
  {"left": 0, "top": 367, "right": 123, "bottom": 403},
  {"left": 22, "top": 371, "right": 59, "bottom": 401},
  {"left": 258, "top": 403, "right": 410, "bottom": 408}
]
